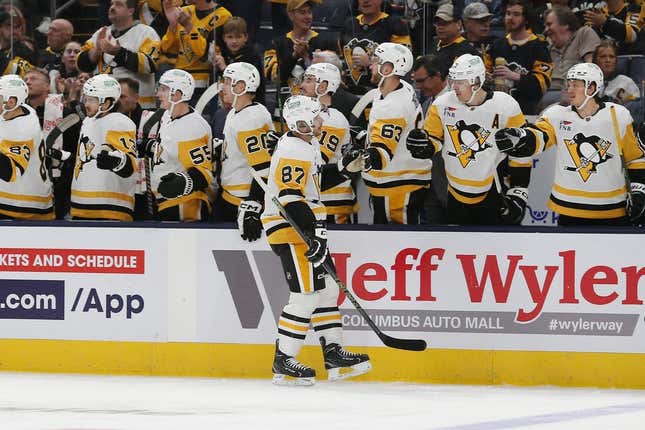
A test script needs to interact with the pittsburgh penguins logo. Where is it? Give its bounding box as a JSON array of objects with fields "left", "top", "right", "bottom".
[
  {"left": 564, "top": 133, "right": 613, "bottom": 182},
  {"left": 75, "top": 134, "right": 95, "bottom": 179},
  {"left": 446, "top": 120, "right": 491, "bottom": 167},
  {"left": 343, "top": 38, "right": 378, "bottom": 85}
]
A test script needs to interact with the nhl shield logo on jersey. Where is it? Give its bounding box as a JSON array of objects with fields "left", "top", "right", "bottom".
[
  {"left": 343, "top": 38, "right": 378, "bottom": 85},
  {"left": 446, "top": 120, "right": 491, "bottom": 167},
  {"left": 564, "top": 133, "right": 613, "bottom": 182}
]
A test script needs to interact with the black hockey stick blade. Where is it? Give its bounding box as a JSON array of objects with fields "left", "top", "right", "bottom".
[
  {"left": 380, "top": 333, "right": 427, "bottom": 351},
  {"left": 46, "top": 113, "right": 80, "bottom": 148}
]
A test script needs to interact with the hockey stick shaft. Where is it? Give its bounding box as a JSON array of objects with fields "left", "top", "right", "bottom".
[
  {"left": 139, "top": 108, "right": 165, "bottom": 217},
  {"left": 249, "top": 169, "right": 426, "bottom": 351}
]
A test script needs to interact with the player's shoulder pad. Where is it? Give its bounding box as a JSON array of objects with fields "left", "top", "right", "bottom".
[
  {"left": 540, "top": 103, "right": 568, "bottom": 120},
  {"left": 106, "top": 111, "right": 137, "bottom": 130},
  {"left": 326, "top": 107, "right": 350, "bottom": 128}
]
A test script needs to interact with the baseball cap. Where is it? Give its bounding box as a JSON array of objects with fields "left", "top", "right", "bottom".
[
  {"left": 287, "top": 0, "right": 322, "bottom": 12},
  {"left": 434, "top": 3, "right": 455, "bottom": 22},
  {"left": 462, "top": 2, "right": 493, "bottom": 20}
]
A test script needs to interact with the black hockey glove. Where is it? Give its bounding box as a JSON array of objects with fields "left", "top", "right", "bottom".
[
  {"left": 237, "top": 200, "right": 263, "bottom": 241},
  {"left": 495, "top": 128, "right": 527, "bottom": 154},
  {"left": 338, "top": 148, "right": 364, "bottom": 175},
  {"left": 96, "top": 150, "right": 126, "bottom": 172},
  {"left": 499, "top": 187, "right": 528, "bottom": 225},
  {"left": 304, "top": 221, "right": 329, "bottom": 267},
  {"left": 265, "top": 130, "right": 281, "bottom": 156},
  {"left": 349, "top": 126, "right": 367, "bottom": 148},
  {"left": 362, "top": 147, "right": 382, "bottom": 172},
  {"left": 157, "top": 172, "right": 193, "bottom": 199},
  {"left": 627, "top": 182, "right": 645, "bottom": 226},
  {"left": 406, "top": 128, "right": 435, "bottom": 159},
  {"left": 44, "top": 146, "right": 71, "bottom": 177},
  {"left": 139, "top": 137, "right": 159, "bottom": 158}
]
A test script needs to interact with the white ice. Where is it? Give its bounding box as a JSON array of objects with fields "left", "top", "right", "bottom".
[{"left": 1, "top": 372, "right": 645, "bottom": 430}]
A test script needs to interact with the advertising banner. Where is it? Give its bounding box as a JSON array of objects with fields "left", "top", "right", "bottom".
[
  {"left": 202, "top": 229, "right": 645, "bottom": 353},
  {"left": 0, "top": 227, "right": 167, "bottom": 341}
]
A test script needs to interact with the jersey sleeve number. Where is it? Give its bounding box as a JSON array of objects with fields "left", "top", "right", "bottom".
[
  {"left": 189, "top": 144, "right": 211, "bottom": 164},
  {"left": 380, "top": 124, "right": 403, "bottom": 141},
  {"left": 245, "top": 134, "right": 268, "bottom": 153},
  {"left": 281, "top": 165, "right": 305, "bottom": 185}
]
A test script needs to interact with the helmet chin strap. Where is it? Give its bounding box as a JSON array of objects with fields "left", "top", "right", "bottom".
[
  {"left": 465, "top": 84, "right": 483, "bottom": 106},
  {"left": 377, "top": 63, "right": 394, "bottom": 90},
  {"left": 574, "top": 82, "right": 598, "bottom": 112},
  {"left": 0, "top": 98, "right": 22, "bottom": 119},
  {"left": 88, "top": 97, "right": 115, "bottom": 119}
]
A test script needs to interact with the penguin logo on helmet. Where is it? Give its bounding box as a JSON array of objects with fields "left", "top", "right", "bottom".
[
  {"left": 564, "top": 133, "right": 613, "bottom": 182},
  {"left": 446, "top": 120, "right": 491, "bottom": 167}
]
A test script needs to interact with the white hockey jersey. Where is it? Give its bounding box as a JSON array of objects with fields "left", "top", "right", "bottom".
[
  {"left": 0, "top": 105, "right": 54, "bottom": 220},
  {"left": 424, "top": 91, "right": 527, "bottom": 203},
  {"left": 151, "top": 110, "right": 212, "bottom": 213},
  {"left": 80, "top": 23, "right": 160, "bottom": 108},
  {"left": 71, "top": 112, "right": 137, "bottom": 220},
  {"left": 362, "top": 80, "right": 430, "bottom": 194},
  {"left": 531, "top": 102, "right": 645, "bottom": 219},
  {"left": 220, "top": 103, "right": 274, "bottom": 206},
  {"left": 318, "top": 106, "right": 355, "bottom": 220},
  {"left": 261, "top": 133, "right": 326, "bottom": 245}
]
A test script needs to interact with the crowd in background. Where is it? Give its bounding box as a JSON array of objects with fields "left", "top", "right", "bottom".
[{"left": 0, "top": 0, "right": 643, "bottom": 224}]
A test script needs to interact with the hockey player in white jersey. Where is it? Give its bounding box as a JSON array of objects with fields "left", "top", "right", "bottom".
[
  {"left": 215, "top": 62, "right": 274, "bottom": 241},
  {"left": 410, "top": 54, "right": 532, "bottom": 225},
  {"left": 262, "top": 95, "right": 370, "bottom": 386},
  {"left": 299, "top": 62, "right": 362, "bottom": 224},
  {"left": 151, "top": 69, "right": 212, "bottom": 221},
  {"left": 359, "top": 42, "right": 429, "bottom": 224},
  {"left": 0, "top": 75, "right": 54, "bottom": 220},
  {"left": 497, "top": 62, "right": 645, "bottom": 226},
  {"left": 71, "top": 74, "right": 137, "bottom": 220}
]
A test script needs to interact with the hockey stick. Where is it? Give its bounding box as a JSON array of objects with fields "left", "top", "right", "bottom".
[
  {"left": 139, "top": 108, "right": 166, "bottom": 217},
  {"left": 44, "top": 113, "right": 80, "bottom": 181},
  {"left": 348, "top": 88, "right": 378, "bottom": 126},
  {"left": 195, "top": 83, "right": 220, "bottom": 115},
  {"left": 249, "top": 168, "right": 427, "bottom": 352}
]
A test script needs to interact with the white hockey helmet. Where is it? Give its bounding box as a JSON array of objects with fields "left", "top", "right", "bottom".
[
  {"left": 373, "top": 42, "right": 413, "bottom": 78},
  {"left": 0, "top": 74, "right": 28, "bottom": 108},
  {"left": 304, "top": 62, "right": 341, "bottom": 97},
  {"left": 83, "top": 74, "right": 121, "bottom": 104},
  {"left": 159, "top": 69, "right": 195, "bottom": 102},
  {"left": 449, "top": 54, "right": 486, "bottom": 87},
  {"left": 222, "top": 62, "right": 261, "bottom": 93},
  {"left": 566, "top": 62, "right": 604, "bottom": 98},
  {"left": 282, "top": 95, "right": 322, "bottom": 135}
]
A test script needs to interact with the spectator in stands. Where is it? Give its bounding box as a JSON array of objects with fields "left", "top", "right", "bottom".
[
  {"left": 220, "top": 0, "right": 263, "bottom": 43},
  {"left": 118, "top": 77, "right": 143, "bottom": 127},
  {"left": 160, "top": 0, "right": 231, "bottom": 103},
  {"left": 264, "top": 0, "right": 333, "bottom": 119},
  {"left": 582, "top": 0, "right": 642, "bottom": 55},
  {"left": 213, "top": 17, "right": 265, "bottom": 105},
  {"left": 78, "top": 0, "right": 161, "bottom": 109},
  {"left": 429, "top": 2, "right": 479, "bottom": 65},
  {"left": 51, "top": 41, "right": 81, "bottom": 95},
  {"left": 24, "top": 68, "right": 49, "bottom": 125},
  {"left": 485, "top": 0, "right": 553, "bottom": 114},
  {"left": 137, "top": 0, "right": 170, "bottom": 37},
  {"left": 593, "top": 40, "right": 642, "bottom": 121},
  {"left": 39, "top": 19, "right": 74, "bottom": 72},
  {"left": 462, "top": 2, "right": 497, "bottom": 59},
  {"left": 540, "top": 5, "right": 600, "bottom": 108},
  {"left": 339, "top": 0, "right": 411, "bottom": 95},
  {"left": 0, "top": 8, "right": 36, "bottom": 68},
  {"left": 412, "top": 54, "right": 449, "bottom": 225}
]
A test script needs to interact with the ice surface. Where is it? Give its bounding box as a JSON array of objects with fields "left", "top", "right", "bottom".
[{"left": 0, "top": 372, "right": 644, "bottom": 429}]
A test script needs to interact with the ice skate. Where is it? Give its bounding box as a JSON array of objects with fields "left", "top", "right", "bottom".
[
  {"left": 272, "top": 340, "right": 316, "bottom": 386},
  {"left": 320, "top": 337, "right": 371, "bottom": 381}
]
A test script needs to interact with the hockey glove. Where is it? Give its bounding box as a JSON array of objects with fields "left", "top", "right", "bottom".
[
  {"left": 499, "top": 187, "right": 528, "bottom": 225},
  {"left": 349, "top": 126, "right": 367, "bottom": 148},
  {"left": 265, "top": 130, "right": 281, "bottom": 156},
  {"left": 157, "top": 172, "right": 193, "bottom": 199},
  {"left": 627, "top": 182, "right": 645, "bottom": 226},
  {"left": 237, "top": 200, "right": 263, "bottom": 241},
  {"left": 362, "top": 147, "right": 383, "bottom": 172},
  {"left": 338, "top": 148, "right": 365, "bottom": 175},
  {"left": 406, "top": 128, "right": 435, "bottom": 159},
  {"left": 139, "top": 137, "right": 159, "bottom": 158},
  {"left": 304, "top": 221, "right": 329, "bottom": 268},
  {"left": 44, "top": 147, "right": 71, "bottom": 177},
  {"left": 495, "top": 128, "right": 527, "bottom": 154},
  {"left": 96, "top": 149, "right": 127, "bottom": 172}
]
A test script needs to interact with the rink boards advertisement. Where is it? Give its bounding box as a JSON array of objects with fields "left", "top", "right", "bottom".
[
  {"left": 1, "top": 226, "right": 644, "bottom": 354},
  {"left": 0, "top": 227, "right": 167, "bottom": 341},
  {"left": 202, "top": 229, "right": 645, "bottom": 354}
]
